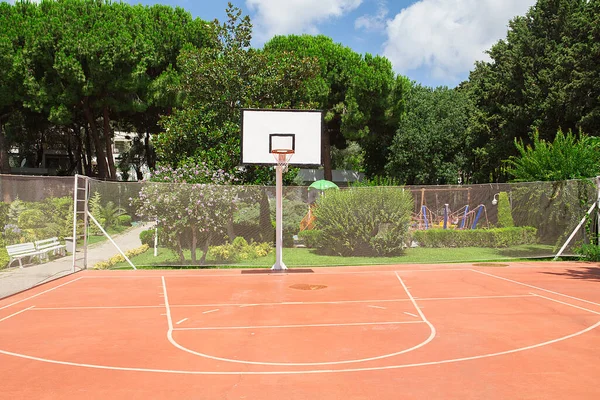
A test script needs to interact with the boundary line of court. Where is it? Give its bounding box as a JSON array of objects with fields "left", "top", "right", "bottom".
[
  {"left": 0, "top": 306, "right": 35, "bottom": 323},
  {"left": 79, "top": 268, "right": 471, "bottom": 279},
  {"left": 470, "top": 269, "right": 600, "bottom": 308},
  {"left": 161, "top": 275, "right": 436, "bottom": 367},
  {"left": 27, "top": 294, "right": 536, "bottom": 311},
  {"left": 531, "top": 293, "right": 600, "bottom": 315},
  {"left": 0, "top": 277, "right": 84, "bottom": 311}
]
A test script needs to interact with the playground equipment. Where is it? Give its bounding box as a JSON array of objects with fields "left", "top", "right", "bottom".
[{"left": 412, "top": 203, "right": 489, "bottom": 230}]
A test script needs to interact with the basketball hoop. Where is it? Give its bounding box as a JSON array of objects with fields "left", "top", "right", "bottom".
[{"left": 271, "top": 149, "right": 294, "bottom": 172}]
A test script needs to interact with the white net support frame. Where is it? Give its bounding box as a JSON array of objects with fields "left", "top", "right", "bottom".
[{"left": 272, "top": 150, "right": 294, "bottom": 270}]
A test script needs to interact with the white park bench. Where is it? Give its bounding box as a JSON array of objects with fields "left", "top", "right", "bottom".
[
  {"left": 34, "top": 237, "right": 66, "bottom": 261},
  {"left": 6, "top": 242, "right": 42, "bottom": 268}
]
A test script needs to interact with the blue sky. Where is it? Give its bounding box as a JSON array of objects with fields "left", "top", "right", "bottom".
[{"left": 11, "top": 0, "right": 537, "bottom": 87}]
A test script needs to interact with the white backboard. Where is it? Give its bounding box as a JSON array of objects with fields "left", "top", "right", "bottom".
[{"left": 241, "top": 109, "right": 322, "bottom": 166}]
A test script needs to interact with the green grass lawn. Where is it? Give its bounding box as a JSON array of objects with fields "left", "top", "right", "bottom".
[
  {"left": 113, "top": 244, "right": 556, "bottom": 269},
  {"left": 78, "top": 225, "right": 130, "bottom": 247}
]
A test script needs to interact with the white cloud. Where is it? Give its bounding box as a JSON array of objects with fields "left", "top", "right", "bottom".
[
  {"left": 355, "top": 0, "right": 388, "bottom": 32},
  {"left": 246, "top": 0, "right": 362, "bottom": 42},
  {"left": 383, "top": 0, "right": 536, "bottom": 82}
]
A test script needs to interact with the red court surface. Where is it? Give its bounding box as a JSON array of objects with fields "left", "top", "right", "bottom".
[{"left": 1, "top": 262, "right": 599, "bottom": 399}]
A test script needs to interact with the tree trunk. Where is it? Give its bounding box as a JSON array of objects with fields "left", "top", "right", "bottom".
[
  {"left": 226, "top": 216, "right": 235, "bottom": 241},
  {"left": 259, "top": 189, "right": 273, "bottom": 242},
  {"left": 145, "top": 131, "right": 155, "bottom": 170},
  {"left": 83, "top": 124, "right": 93, "bottom": 176},
  {"left": 322, "top": 127, "right": 333, "bottom": 181},
  {"left": 175, "top": 235, "right": 185, "bottom": 263},
  {"left": 103, "top": 106, "right": 117, "bottom": 179},
  {"left": 190, "top": 226, "right": 197, "bottom": 263},
  {"left": 200, "top": 231, "right": 213, "bottom": 265},
  {"left": 0, "top": 122, "right": 11, "bottom": 174},
  {"left": 83, "top": 99, "right": 108, "bottom": 179}
]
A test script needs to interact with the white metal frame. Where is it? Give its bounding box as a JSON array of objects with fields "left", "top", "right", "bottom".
[
  {"left": 72, "top": 175, "right": 136, "bottom": 270},
  {"left": 554, "top": 176, "right": 600, "bottom": 260}
]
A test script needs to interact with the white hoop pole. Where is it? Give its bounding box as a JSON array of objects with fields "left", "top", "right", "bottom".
[
  {"left": 88, "top": 212, "right": 137, "bottom": 270},
  {"left": 272, "top": 164, "right": 287, "bottom": 270}
]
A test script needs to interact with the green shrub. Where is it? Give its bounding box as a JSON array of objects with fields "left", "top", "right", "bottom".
[
  {"left": 208, "top": 238, "right": 273, "bottom": 262},
  {"left": 139, "top": 229, "right": 156, "bottom": 247},
  {"left": 313, "top": 187, "right": 413, "bottom": 256},
  {"left": 18, "top": 209, "right": 46, "bottom": 229},
  {"left": 117, "top": 214, "right": 133, "bottom": 226},
  {"left": 298, "top": 230, "right": 323, "bottom": 248},
  {"left": 0, "top": 247, "right": 9, "bottom": 269},
  {"left": 575, "top": 244, "right": 600, "bottom": 261},
  {"left": 412, "top": 227, "right": 537, "bottom": 248},
  {"left": 496, "top": 192, "right": 514, "bottom": 227}
]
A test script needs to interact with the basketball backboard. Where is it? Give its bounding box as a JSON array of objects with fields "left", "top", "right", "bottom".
[{"left": 241, "top": 109, "right": 323, "bottom": 167}]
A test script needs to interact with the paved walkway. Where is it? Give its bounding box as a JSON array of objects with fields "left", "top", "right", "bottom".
[{"left": 0, "top": 223, "right": 150, "bottom": 298}]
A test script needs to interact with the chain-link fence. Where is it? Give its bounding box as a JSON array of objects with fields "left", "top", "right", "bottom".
[
  {"left": 0, "top": 175, "right": 77, "bottom": 298},
  {"left": 88, "top": 177, "right": 597, "bottom": 269},
  {"left": 2, "top": 175, "right": 597, "bottom": 296}
]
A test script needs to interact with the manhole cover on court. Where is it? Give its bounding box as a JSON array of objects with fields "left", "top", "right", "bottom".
[
  {"left": 289, "top": 283, "right": 327, "bottom": 291},
  {"left": 472, "top": 263, "right": 509, "bottom": 267}
]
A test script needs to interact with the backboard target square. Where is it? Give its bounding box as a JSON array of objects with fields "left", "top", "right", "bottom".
[{"left": 241, "top": 109, "right": 323, "bottom": 166}]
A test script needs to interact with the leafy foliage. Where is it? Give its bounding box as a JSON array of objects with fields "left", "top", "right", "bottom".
[
  {"left": 264, "top": 34, "right": 408, "bottom": 178},
  {"left": 156, "top": 5, "right": 319, "bottom": 184},
  {"left": 134, "top": 163, "right": 241, "bottom": 264},
  {"left": 466, "top": 0, "right": 600, "bottom": 182},
  {"left": 313, "top": 187, "right": 413, "bottom": 256},
  {"left": 386, "top": 84, "right": 474, "bottom": 185},
  {"left": 506, "top": 130, "right": 600, "bottom": 182}
]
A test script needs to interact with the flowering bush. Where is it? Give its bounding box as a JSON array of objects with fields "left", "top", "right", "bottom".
[{"left": 134, "top": 163, "right": 246, "bottom": 264}]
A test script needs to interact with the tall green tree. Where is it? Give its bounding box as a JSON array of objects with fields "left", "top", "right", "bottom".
[
  {"left": 385, "top": 84, "right": 474, "bottom": 185},
  {"left": 467, "top": 0, "right": 598, "bottom": 182},
  {"left": 155, "top": 4, "right": 320, "bottom": 184},
  {"left": 263, "top": 35, "right": 407, "bottom": 179}
]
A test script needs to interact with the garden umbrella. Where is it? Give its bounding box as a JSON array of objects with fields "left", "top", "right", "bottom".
[{"left": 308, "top": 180, "right": 339, "bottom": 191}]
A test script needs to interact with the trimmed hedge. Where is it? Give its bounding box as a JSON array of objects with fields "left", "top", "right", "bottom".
[
  {"left": 117, "top": 214, "right": 133, "bottom": 226},
  {"left": 412, "top": 227, "right": 537, "bottom": 248}
]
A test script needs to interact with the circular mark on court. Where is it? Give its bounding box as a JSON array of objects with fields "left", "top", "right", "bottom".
[
  {"left": 472, "top": 263, "right": 509, "bottom": 267},
  {"left": 289, "top": 283, "right": 327, "bottom": 291}
]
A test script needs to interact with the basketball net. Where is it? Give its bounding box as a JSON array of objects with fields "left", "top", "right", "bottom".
[{"left": 271, "top": 149, "right": 294, "bottom": 173}]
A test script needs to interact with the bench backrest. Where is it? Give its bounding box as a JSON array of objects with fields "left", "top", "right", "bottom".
[
  {"left": 6, "top": 242, "right": 37, "bottom": 256},
  {"left": 35, "top": 237, "right": 61, "bottom": 250}
]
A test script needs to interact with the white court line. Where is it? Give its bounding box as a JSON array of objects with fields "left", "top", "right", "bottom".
[
  {"left": 471, "top": 269, "right": 600, "bottom": 308},
  {"left": 367, "top": 305, "right": 386, "bottom": 310},
  {"left": 0, "top": 306, "right": 35, "bottom": 323},
  {"left": 1, "top": 320, "right": 599, "bottom": 375},
  {"left": 0, "top": 277, "right": 83, "bottom": 311},
  {"left": 531, "top": 293, "right": 600, "bottom": 316},
  {"left": 395, "top": 272, "right": 430, "bottom": 323},
  {"left": 202, "top": 309, "right": 219, "bottom": 314},
  {"left": 80, "top": 268, "right": 470, "bottom": 279},
  {"left": 31, "top": 305, "right": 164, "bottom": 310},
  {"left": 162, "top": 276, "right": 435, "bottom": 366},
  {"left": 176, "top": 318, "right": 188, "bottom": 325},
  {"left": 174, "top": 321, "right": 423, "bottom": 331},
  {"left": 404, "top": 312, "right": 419, "bottom": 318},
  {"left": 27, "top": 294, "right": 536, "bottom": 311}
]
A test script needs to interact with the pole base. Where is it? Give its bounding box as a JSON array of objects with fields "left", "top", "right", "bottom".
[{"left": 271, "top": 262, "right": 288, "bottom": 271}]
